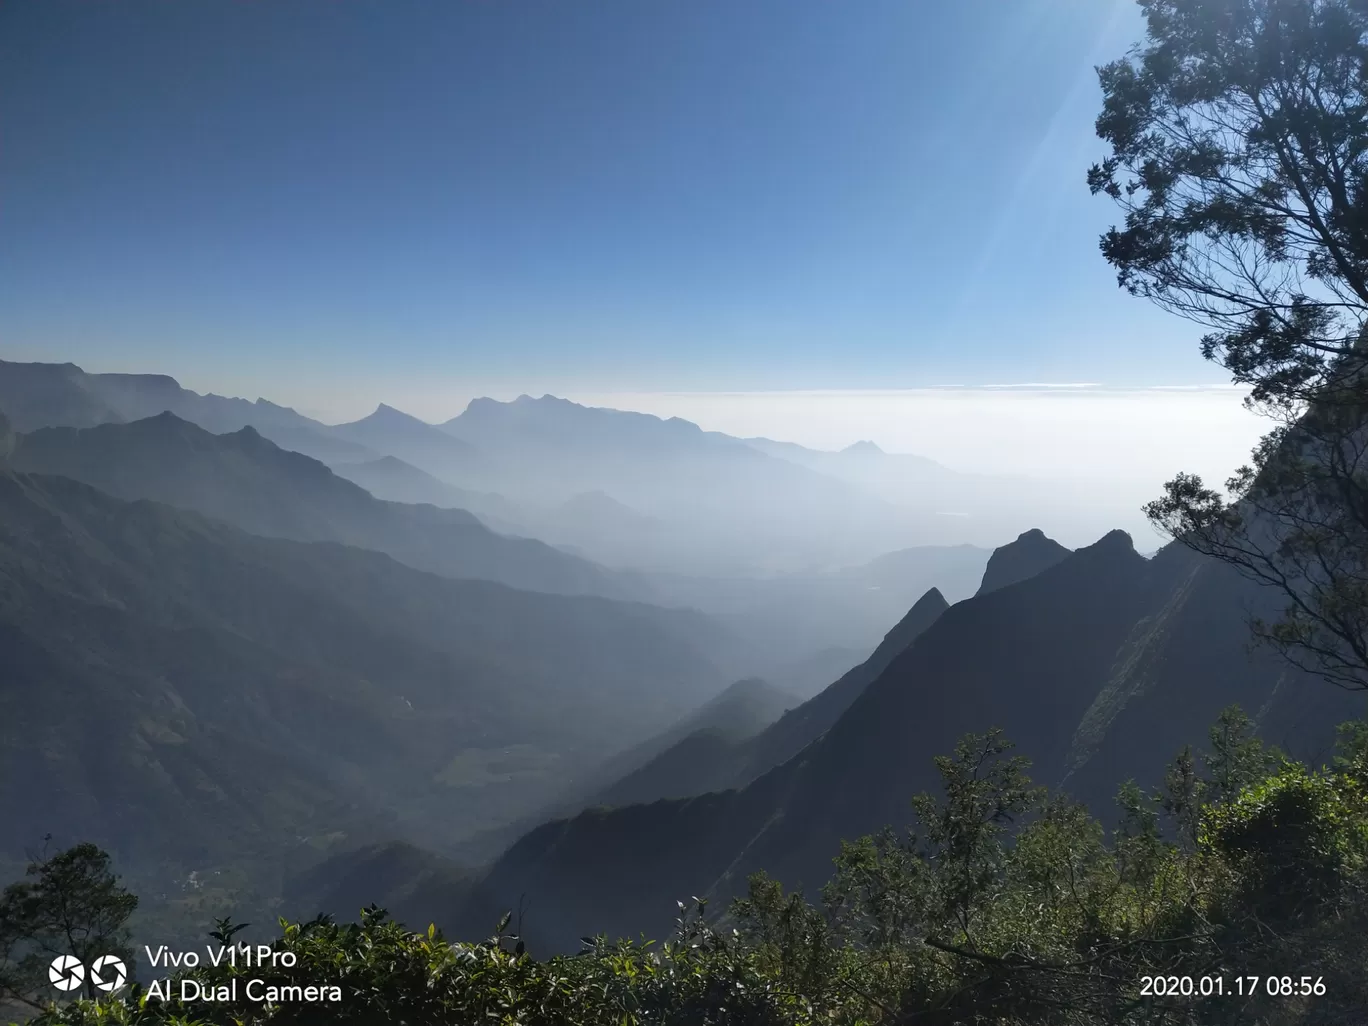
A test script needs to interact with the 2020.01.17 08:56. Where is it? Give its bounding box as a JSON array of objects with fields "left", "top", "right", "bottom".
[{"left": 1140, "top": 976, "right": 1327, "bottom": 999}]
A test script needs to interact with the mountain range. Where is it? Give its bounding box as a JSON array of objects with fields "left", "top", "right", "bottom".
[
  {"left": 450, "top": 529, "right": 1367, "bottom": 952},
  {"left": 0, "top": 432, "right": 748, "bottom": 895},
  {"left": 0, "top": 359, "right": 374, "bottom": 464},
  {"left": 0, "top": 359, "right": 1127, "bottom": 572},
  {"left": 0, "top": 357, "right": 1005, "bottom": 658},
  {"left": 330, "top": 403, "right": 483, "bottom": 484},
  {"left": 5, "top": 352, "right": 1361, "bottom": 967},
  {"left": 6, "top": 411, "right": 642, "bottom": 601}
]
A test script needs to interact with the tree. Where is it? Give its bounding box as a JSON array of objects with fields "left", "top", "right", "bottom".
[
  {"left": 0, "top": 843, "right": 138, "bottom": 1008},
  {"left": 1090, "top": 0, "right": 1368, "bottom": 687},
  {"left": 909, "top": 729, "right": 1043, "bottom": 950}
]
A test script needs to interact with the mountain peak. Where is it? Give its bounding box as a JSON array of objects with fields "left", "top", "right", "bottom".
[
  {"left": 1090, "top": 529, "right": 1135, "bottom": 553},
  {"left": 869, "top": 586, "right": 951, "bottom": 666},
  {"left": 227, "top": 423, "right": 265, "bottom": 443},
  {"left": 126, "top": 411, "right": 206, "bottom": 439},
  {"left": 912, "top": 585, "right": 947, "bottom": 608},
  {"left": 842, "top": 440, "right": 884, "bottom": 455},
  {"left": 976, "top": 528, "right": 1072, "bottom": 596},
  {"left": 336, "top": 403, "right": 436, "bottom": 432}
]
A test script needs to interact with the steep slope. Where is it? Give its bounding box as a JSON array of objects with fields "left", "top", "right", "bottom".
[
  {"left": 0, "top": 358, "right": 372, "bottom": 463},
  {"left": 332, "top": 454, "right": 518, "bottom": 523},
  {"left": 330, "top": 404, "right": 482, "bottom": 483},
  {"left": 463, "top": 531, "right": 1365, "bottom": 953},
  {"left": 593, "top": 730, "right": 744, "bottom": 810},
  {"left": 588, "top": 678, "right": 797, "bottom": 807},
  {"left": 975, "top": 528, "right": 1072, "bottom": 594},
  {"left": 454, "top": 590, "right": 950, "bottom": 866},
  {"left": 738, "top": 587, "right": 951, "bottom": 779},
  {"left": 284, "top": 842, "right": 475, "bottom": 930},
  {"left": 0, "top": 470, "right": 738, "bottom": 882},
  {"left": 589, "top": 591, "right": 951, "bottom": 810},
  {"left": 8, "top": 413, "right": 641, "bottom": 600}
]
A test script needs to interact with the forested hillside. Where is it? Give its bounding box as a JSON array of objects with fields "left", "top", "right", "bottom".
[
  {"left": 8, "top": 711, "right": 1368, "bottom": 1024},
  {"left": 0, "top": 462, "right": 739, "bottom": 889},
  {"left": 6, "top": 0, "right": 1368, "bottom": 1022}
]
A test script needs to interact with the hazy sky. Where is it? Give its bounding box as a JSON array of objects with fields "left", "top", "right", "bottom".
[
  {"left": 0, "top": 0, "right": 1272, "bottom": 504},
  {"left": 1, "top": 0, "right": 1217, "bottom": 402}
]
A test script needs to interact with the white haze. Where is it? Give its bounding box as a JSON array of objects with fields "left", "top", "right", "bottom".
[
  {"left": 174, "top": 370, "right": 1269, "bottom": 551},
  {"left": 551, "top": 385, "right": 1267, "bottom": 549},
  {"left": 293, "top": 380, "right": 1265, "bottom": 550},
  {"left": 555, "top": 386, "right": 1260, "bottom": 480}
]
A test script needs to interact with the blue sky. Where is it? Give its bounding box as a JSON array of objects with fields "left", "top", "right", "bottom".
[{"left": 0, "top": 0, "right": 1224, "bottom": 418}]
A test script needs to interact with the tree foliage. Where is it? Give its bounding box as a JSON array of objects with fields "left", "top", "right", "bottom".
[
  {"left": 16, "top": 714, "right": 1368, "bottom": 1026},
  {"left": 1090, "top": 0, "right": 1368, "bottom": 406},
  {"left": 1091, "top": 0, "right": 1368, "bottom": 690},
  {"left": 0, "top": 844, "right": 137, "bottom": 1010}
]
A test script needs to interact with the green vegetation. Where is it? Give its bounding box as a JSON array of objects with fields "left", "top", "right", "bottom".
[
  {"left": 0, "top": 845, "right": 137, "bottom": 1011},
  {"left": 9, "top": 2, "right": 1368, "bottom": 1023},
  {"left": 11, "top": 707, "right": 1367, "bottom": 1025},
  {"left": 1089, "top": 0, "right": 1368, "bottom": 691}
]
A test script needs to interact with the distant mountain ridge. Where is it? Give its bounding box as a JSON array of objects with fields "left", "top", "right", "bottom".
[
  {"left": 331, "top": 404, "right": 482, "bottom": 483},
  {"left": 0, "top": 359, "right": 1110, "bottom": 573},
  {"left": 0, "top": 357, "right": 1015, "bottom": 714},
  {"left": 330, "top": 455, "right": 513, "bottom": 518},
  {"left": 0, "top": 466, "right": 743, "bottom": 882},
  {"left": 744, "top": 435, "right": 954, "bottom": 481},
  {"left": 437, "top": 392, "right": 1016, "bottom": 572},
  {"left": 0, "top": 360, "right": 1017, "bottom": 570},
  {"left": 0, "top": 358, "right": 374, "bottom": 464},
  {"left": 7, "top": 412, "right": 642, "bottom": 601}
]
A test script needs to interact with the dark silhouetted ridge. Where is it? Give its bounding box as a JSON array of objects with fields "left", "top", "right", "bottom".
[
  {"left": 975, "top": 528, "right": 1072, "bottom": 595},
  {"left": 555, "top": 587, "right": 951, "bottom": 820},
  {"left": 459, "top": 526, "right": 1361, "bottom": 954}
]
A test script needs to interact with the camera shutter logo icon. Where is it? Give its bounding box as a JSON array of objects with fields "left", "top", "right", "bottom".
[
  {"left": 91, "top": 954, "right": 127, "bottom": 992},
  {"left": 48, "top": 955, "right": 84, "bottom": 992}
]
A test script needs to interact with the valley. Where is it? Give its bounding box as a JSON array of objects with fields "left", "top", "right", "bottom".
[{"left": 1, "top": 356, "right": 1361, "bottom": 968}]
